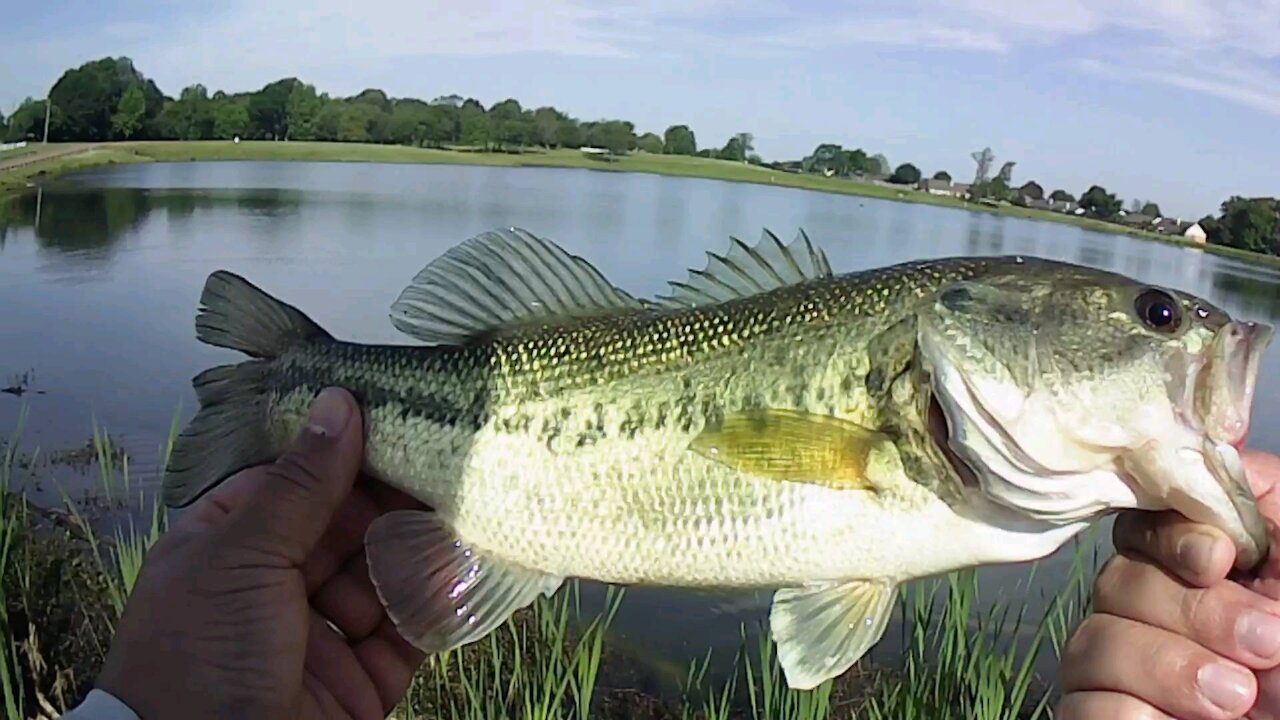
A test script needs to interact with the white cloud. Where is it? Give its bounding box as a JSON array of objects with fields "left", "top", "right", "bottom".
[{"left": 4, "top": 0, "right": 1279, "bottom": 118}]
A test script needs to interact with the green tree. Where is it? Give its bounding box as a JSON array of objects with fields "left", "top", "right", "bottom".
[
  {"left": 48, "top": 56, "right": 164, "bottom": 141},
  {"left": 533, "top": 107, "right": 567, "bottom": 147},
  {"left": 727, "top": 132, "right": 754, "bottom": 162},
  {"left": 842, "top": 148, "right": 870, "bottom": 174},
  {"left": 1049, "top": 189, "right": 1075, "bottom": 203},
  {"left": 248, "top": 78, "right": 298, "bottom": 139},
  {"left": 386, "top": 100, "right": 427, "bottom": 145},
  {"left": 212, "top": 102, "right": 250, "bottom": 139},
  {"left": 636, "top": 132, "right": 663, "bottom": 153},
  {"left": 4, "top": 99, "right": 50, "bottom": 142},
  {"left": 0, "top": 109, "right": 7, "bottom": 139},
  {"left": 1080, "top": 185, "right": 1123, "bottom": 219},
  {"left": 932, "top": 170, "right": 952, "bottom": 182},
  {"left": 889, "top": 163, "right": 921, "bottom": 184},
  {"left": 719, "top": 136, "right": 745, "bottom": 162},
  {"left": 1141, "top": 202, "right": 1163, "bottom": 218},
  {"left": 488, "top": 99, "right": 530, "bottom": 149},
  {"left": 870, "top": 154, "right": 891, "bottom": 176},
  {"left": 110, "top": 85, "right": 146, "bottom": 139},
  {"left": 1211, "top": 197, "right": 1280, "bottom": 254},
  {"left": 971, "top": 177, "right": 1011, "bottom": 201},
  {"left": 286, "top": 83, "right": 324, "bottom": 140},
  {"left": 155, "top": 84, "right": 215, "bottom": 140},
  {"left": 422, "top": 105, "right": 459, "bottom": 146},
  {"left": 807, "top": 143, "right": 845, "bottom": 174},
  {"left": 459, "top": 100, "right": 491, "bottom": 148},
  {"left": 556, "top": 119, "right": 582, "bottom": 149},
  {"left": 351, "top": 88, "right": 391, "bottom": 113},
  {"left": 662, "top": 125, "right": 697, "bottom": 155},
  {"left": 587, "top": 120, "right": 634, "bottom": 155}
]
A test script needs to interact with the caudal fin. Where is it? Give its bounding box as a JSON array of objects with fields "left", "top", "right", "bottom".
[{"left": 162, "top": 271, "right": 332, "bottom": 508}]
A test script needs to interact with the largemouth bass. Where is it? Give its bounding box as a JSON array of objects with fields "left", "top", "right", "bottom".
[{"left": 164, "top": 227, "right": 1273, "bottom": 689}]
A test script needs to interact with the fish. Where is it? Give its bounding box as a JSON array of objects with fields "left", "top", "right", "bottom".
[{"left": 162, "top": 227, "right": 1273, "bottom": 690}]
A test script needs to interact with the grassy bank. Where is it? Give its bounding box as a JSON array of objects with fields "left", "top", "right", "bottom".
[
  {"left": 2, "top": 139, "right": 1272, "bottom": 268},
  {"left": 2, "top": 407, "right": 1096, "bottom": 719}
]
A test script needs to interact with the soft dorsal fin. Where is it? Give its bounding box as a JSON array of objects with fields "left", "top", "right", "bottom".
[
  {"left": 389, "top": 227, "right": 643, "bottom": 345},
  {"left": 647, "top": 229, "right": 833, "bottom": 310}
]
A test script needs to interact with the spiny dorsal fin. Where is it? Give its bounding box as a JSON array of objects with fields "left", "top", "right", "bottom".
[
  {"left": 389, "top": 227, "right": 643, "bottom": 345},
  {"left": 647, "top": 229, "right": 833, "bottom": 310}
]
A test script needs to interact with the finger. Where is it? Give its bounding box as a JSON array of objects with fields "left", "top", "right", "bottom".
[
  {"left": 305, "top": 612, "right": 384, "bottom": 720},
  {"left": 1243, "top": 449, "right": 1280, "bottom": 500},
  {"left": 225, "top": 387, "right": 365, "bottom": 564},
  {"left": 1056, "top": 691, "right": 1171, "bottom": 720},
  {"left": 1114, "top": 510, "right": 1234, "bottom": 587},
  {"left": 1255, "top": 667, "right": 1280, "bottom": 720},
  {"left": 1062, "top": 614, "right": 1256, "bottom": 719},
  {"left": 1092, "top": 553, "right": 1280, "bottom": 668},
  {"left": 312, "top": 555, "right": 384, "bottom": 642},
  {"left": 302, "top": 484, "right": 380, "bottom": 593},
  {"left": 352, "top": 617, "right": 426, "bottom": 715}
]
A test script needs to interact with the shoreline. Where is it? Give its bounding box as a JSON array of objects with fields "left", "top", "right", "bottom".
[{"left": 3, "top": 139, "right": 1276, "bottom": 268}]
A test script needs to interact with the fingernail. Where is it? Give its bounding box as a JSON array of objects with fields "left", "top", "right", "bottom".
[
  {"left": 1198, "top": 662, "right": 1254, "bottom": 714},
  {"left": 1239, "top": 609, "right": 1280, "bottom": 659},
  {"left": 306, "top": 387, "right": 351, "bottom": 438},
  {"left": 1178, "top": 532, "right": 1224, "bottom": 577}
]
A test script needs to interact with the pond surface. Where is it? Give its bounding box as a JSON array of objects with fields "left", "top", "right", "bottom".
[{"left": 5, "top": 160, "right": 1280, "bottom": 693}]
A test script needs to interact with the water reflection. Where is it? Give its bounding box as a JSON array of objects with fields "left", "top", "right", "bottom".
[{"left": 0, "top": 187, "right": 304, "bottom": 264}]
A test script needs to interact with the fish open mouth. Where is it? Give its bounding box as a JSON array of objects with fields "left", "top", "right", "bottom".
[{"left": 927, "top": 391, "right": 979, "bottom": 489}]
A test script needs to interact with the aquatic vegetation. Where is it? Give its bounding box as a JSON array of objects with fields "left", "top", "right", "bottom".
[{"left": 1, "top": 408, "right": 1100, "bottom": 719}]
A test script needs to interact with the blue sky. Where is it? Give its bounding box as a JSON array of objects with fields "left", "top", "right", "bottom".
[{"left": 3, "top": 0, "right": 1278, "bottom": 218}]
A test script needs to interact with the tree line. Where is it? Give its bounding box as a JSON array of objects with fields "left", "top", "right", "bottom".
[
  {"left": 4, "top": 57, "right": 1277, "bottom": 256},
  {"left": 1, "top": 57, "right": 770, "bottom": 161}
]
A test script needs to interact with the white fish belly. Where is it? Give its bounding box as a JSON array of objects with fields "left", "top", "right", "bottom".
[
  {"left": 358, "top": 404, "right": 1084, "bottom": 590},
  {"left": 441, "top": 429, "right": 1045, "bottom": 587}
]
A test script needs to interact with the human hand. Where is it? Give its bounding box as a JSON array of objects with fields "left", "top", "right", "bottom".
[
  {"left": 1058, "top": 450, "right": 1280, "bottom": 720},
  {"left": 94, "top": 387, "right": 426, "bottom": 720}
]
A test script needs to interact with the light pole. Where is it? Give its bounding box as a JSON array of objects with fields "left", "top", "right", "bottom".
[{"left": 42, "top": 98, "right": 51, "bottom": 143}]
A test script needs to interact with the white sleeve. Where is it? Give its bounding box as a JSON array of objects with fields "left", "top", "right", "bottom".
[{"left": 59, "top": 689, "right": 141, "bottom": 720}]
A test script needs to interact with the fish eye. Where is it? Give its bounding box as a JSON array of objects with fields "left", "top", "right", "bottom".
[{"left": 1134, "top": 289, "right": 1182, "bottom": 333}]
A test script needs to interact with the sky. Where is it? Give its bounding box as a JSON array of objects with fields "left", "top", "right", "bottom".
[{"left": 2, "top": 0, "right": 1278, "bottom": 218}]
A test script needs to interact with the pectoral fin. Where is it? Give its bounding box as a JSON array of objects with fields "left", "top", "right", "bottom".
[
  {"left": 690, "top": 409, "right": 889, "bottom": 490},
  {"left": 365, "top": 509, "right": 564, "bottom": 654},
  {"left": 770, "top": 579, "right": 897, "bottom": 690}
]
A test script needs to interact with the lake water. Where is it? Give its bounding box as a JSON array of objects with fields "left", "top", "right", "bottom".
[{"left": 5, "top": 160, "right": 1280, "bottom": 694}]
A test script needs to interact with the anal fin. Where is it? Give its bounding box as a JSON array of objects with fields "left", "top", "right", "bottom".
[
  {"left": 770, "top": 579, "right": 897, "bottom": 690},
  {"left": 365, "top": 510, "right": 564, "bottom": 654}
]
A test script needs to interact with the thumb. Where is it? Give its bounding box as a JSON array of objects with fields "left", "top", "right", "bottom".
[{"left": 225, "top": 387, "right": 365, "bottom": 564}]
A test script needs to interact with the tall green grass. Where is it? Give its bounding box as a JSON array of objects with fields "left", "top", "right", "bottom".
[
  {"left": 1, "top": 408, "right": 1101, "bottom": 719},
  {"left": 1, "top": 409, "right": 30, "bottom": 720}
]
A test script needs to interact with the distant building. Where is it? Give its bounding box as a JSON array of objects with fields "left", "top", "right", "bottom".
[
  {"left": 1119, "top": 213, "right": 1158, "bottom": 228},
  {"left": 1184, "top": 222, "right": 1208, "bottom": 243},
  {"left": 950, "top": 183, "right": 971, "bottom": 199},
  {"left": 1154, "top": 217, "right": 1191, "bottom": 235},
  {"left": 1049, "top": 199, "right": 1078, "bottom": 213},
  {"left": 917, "top": 178, "right": 953, "bottom": 196}
]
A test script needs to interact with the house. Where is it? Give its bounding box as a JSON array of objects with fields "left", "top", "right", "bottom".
[
  {"left": 1050, "top": 200, "right": 1078, "bottom": 213},
  {"left": 1119, "top": 213, "right": 1157, "bottom": 228},
  {"left": 916, "top": 178, "right": 952, "bottom": 196},
  {"left": 950, "top": 183, "right": 971, "bottom": 199},
  {"left": 1155, "top": 217, "right": 1190, "bottom": 235},
  {"left": 1025, "top": 198, "right": 1054, "bottom": 211},
  {"left": 1184, "top": 222, "right": 1208, "bottom": 244}
]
